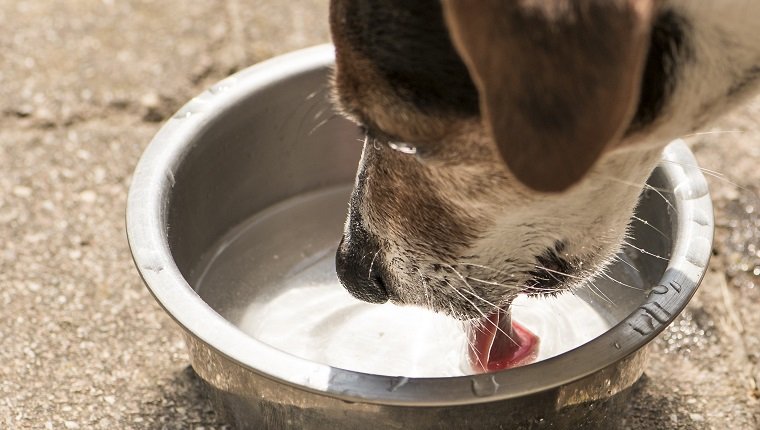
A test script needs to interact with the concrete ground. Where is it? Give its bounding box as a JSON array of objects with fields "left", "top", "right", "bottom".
[{"left": 0, "top": 1, "right": 757, "bottom": 429}]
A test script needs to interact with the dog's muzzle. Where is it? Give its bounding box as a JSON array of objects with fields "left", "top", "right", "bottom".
[{"left": 335, "top": 225, "right": 390, "bottom": 304}]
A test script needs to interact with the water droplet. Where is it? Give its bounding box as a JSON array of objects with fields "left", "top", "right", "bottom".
[
  {"left": 172, "top": 109, "right": 197, "bottom": 120},
  {"left": 470, "top": 375, "right": 499, "bottom": 397},
  {"left": 172, "top": 94, "right": 212, "bottom": 119},
  {"left": 388, "top": 141, "right": 417, "bottom": 155},
  {"left": 208, "top": 77, "right": 238, "bottom": 94},
  {"left": 614, "top": 342, "right": 621, "bottom": 350}
]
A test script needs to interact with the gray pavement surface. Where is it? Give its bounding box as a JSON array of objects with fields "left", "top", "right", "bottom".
[{"left": 0, "top": 1, "right": 757, "bottom": 429}]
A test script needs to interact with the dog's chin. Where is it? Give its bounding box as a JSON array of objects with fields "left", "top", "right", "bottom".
[{"left": 380, "top": 242, "right": 616, "bottom": 321}]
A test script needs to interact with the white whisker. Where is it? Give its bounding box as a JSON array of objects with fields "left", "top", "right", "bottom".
[
  {"left": 590, "top": 173, "right": 680, "bottom": 216},
  {"left": 585, "top": 280, "right": 615, "bottom": 306},
  {"left": 440, "top": 277, "right": 518, "bottom": 347},
  {"left": 464, "top": 276, "right": 523, "bottom": 291},
  {"left": 592, "top": 173, "right": 671, "bottom": 194},
  {"left": 613, "top": 254, "right": 640, "bottom": 273},
  {"left": 660, "top": 159, "right": 760, "bottom": 204},
  {"left": 458, "top": 288, "right": 510, "bottom": 313},
  {"left": 643, "top": 184, "right": 679, "bottom": 215},
  {"left": 600, "top": 271, "right": 645, "bottom": 291},
  {"left": 467, "top": 277, "right": 556, "bottom": 296},
  {"left": 461, "top": 262, "right": 516, "bottom": 278},
  {"left": 532, "top": 264, "right": 586, "bottom": 281},
  {"left": 367, "top": 249, "right": 381, "bottom": 280},
  {"left": 415, "top": 267, "right": 434, "bottom": 310},
  {"left": 308, "top": 113, "right": 340, "bottom": 135},
  {"left": 442, "top": 264, "right": 511, "bottom": 311},
  {"left": 631, "top": 215, "right": 670, "bottom": 240},
  {"left": 682, "top": 129, "right": 744, "bottom": 138},
  {"left": 622, "top": 240, "right": 670, "bottom": 261}
]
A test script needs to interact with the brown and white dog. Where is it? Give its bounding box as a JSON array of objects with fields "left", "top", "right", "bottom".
[{"left": 330, "top": 0, "right": 760, "bottom": 321}]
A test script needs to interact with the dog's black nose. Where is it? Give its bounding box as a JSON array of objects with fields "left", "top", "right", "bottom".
[{"left": 335, "top": 231, "right": 389, "bottom": 304}]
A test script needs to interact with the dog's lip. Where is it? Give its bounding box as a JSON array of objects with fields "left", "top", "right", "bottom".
[{"left": 387, "top": 141, "right": 417, "bottom": 155}]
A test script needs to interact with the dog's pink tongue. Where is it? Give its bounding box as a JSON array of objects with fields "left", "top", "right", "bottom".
[{"left": 469, "top": 309, "right": 540, "bottom": 372}]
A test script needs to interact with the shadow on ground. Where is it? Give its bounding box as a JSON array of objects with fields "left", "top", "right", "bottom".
[
  {"left": 150, "top": 368, "right": 699, "bottom": 430},
  {"left": 620, "top": 375, "right": 701, "bottom": 430},
  {"left": 143, "top": 366, "right": 230, "bottom": 430}
]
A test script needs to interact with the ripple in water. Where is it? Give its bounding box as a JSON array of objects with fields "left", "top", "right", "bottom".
[{"left": 239, "top": 254, "right": 611, "bottom": 377}]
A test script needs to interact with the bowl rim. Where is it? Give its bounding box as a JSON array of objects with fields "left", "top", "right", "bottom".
[{"left": 126, "top": 44, "right": 714, "bottom": 406}]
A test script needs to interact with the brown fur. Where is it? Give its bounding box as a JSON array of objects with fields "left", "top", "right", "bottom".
[
  {"left": 443, "top": 0, "right": 656, "bottom": 191},
  {"left": 330, "top": 1, "right": 456, "bottom": 144}
]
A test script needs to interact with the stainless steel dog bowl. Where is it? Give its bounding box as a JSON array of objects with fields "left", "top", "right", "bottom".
[{"left": 127, "top": 45, "right": 714, "bottom": 429}]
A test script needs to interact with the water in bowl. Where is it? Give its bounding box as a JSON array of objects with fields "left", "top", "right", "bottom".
[{"left": 193, "top": 185, "right": 646, "bottom": 377}]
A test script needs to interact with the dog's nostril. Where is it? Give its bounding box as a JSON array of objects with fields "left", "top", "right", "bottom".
[{"left": 335, "top": 236, "right": 390, "bottom": 304}]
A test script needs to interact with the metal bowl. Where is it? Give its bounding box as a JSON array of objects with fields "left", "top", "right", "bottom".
[{"left": 126, "top": 45, "right": 713, "bottom": 429}]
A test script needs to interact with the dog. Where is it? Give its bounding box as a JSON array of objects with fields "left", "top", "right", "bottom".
[{"left": 329, "top": 0, "right": 760, "bottom": 321}]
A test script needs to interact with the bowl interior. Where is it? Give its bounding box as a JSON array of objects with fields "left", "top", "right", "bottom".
[{"left": 163, "top": 59, "right": 675, "bottom": 378}]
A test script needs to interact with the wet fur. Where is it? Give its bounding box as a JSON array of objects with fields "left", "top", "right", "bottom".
[{"left": 331, "top": 0, "right": 760, "bottom": 318}]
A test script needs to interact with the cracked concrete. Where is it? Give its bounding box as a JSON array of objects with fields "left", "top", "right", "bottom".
[{"left": 0, "top": 1, "right": 758, "bottom": 429}]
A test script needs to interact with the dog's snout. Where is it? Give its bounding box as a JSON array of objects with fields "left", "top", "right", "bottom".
[{"left": 335, "top": 231, "right": 389, "bottom": 304}]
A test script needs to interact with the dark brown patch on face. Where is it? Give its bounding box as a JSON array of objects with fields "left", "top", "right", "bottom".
[
  {"left": 329, "top": 0, "right": 479, "bottom": 143},
  {"left": 627, "top": 10, "right": 693, "bottom": 133},
  {"left": 527, "top": 241, "right": 575, "bottom": 291}
]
